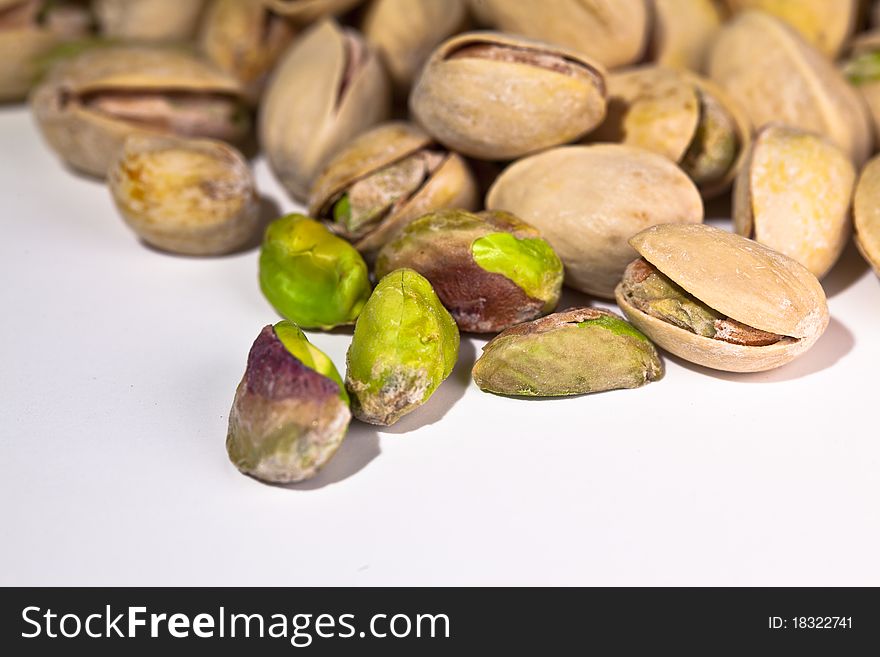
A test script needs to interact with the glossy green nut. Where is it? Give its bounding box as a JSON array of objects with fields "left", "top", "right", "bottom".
[
  {"left": 345, "top": 269, "right": 460, "bottom": 426},
  {"left": 472, "top": 307, "right": 663, "bottom": 397},
  {"left": 375, "top": 209, "right": 563, "bottom": 333},
  {"left": 259, "top": 214, "right": 372, "bottom": 330},
  {"left": 227, "top": 322, "right": 351, "bottom": 484}
]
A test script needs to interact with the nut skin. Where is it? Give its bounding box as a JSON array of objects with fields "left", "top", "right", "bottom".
[
  {"left": 615, "top": 224, "right": 830, "bottom": 373},
  {"left": 264, "top": 0, "right": 364, "bottom": 23},
  {"left": 345, "top": 268, "right": 459, "bottom": 426},
  {"left": 486, "top": 144, "right": 703, "bottom": 299},
  {"left": 227, "top": 323, "right": 351, "bottom": 484},
  {"left": 108, "top": 134, "right": 261, "bottom": 256},
  {"left": 30, "top": 44, "right": 249, "bottom": 177},
  {"left": 649, "top": 0, "right": 722, "bottom": 71},
  {"left": 308, "top": 121, "right": 479, "bottom": 258},
  {"left": 472, "top": 307, "right": 663, "bottom": 397},
  {"left": 259, "top": 18, "right": 391, "bottom": 202},
  {"left": 853, "top": 154, "right": 880, "bottom": 274},
  {"left": 708, "top": 10, "right": 872, "bottom": 166},
  {"left": 375, "top": 209, "right": 564, "bottom": 333},
  {"left": 733, "top": 124, "right": 855, "bottom": 279},
  {"left": 409, "top": 31, "right": 607, "bottom": 161},
  {"left": 93, "top": 0, "right": 207, "bottom": 42},
  {"left": 259, "top": 214, "right": 372, "bottom": 330}
]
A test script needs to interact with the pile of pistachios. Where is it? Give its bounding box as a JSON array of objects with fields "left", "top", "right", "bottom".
[{"left": 7, "top": 0, "right": 880, "bottom": 484}]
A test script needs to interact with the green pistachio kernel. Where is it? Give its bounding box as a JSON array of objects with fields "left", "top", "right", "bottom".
[
  {"left": 273, "top": 321, "right": 348, "bottom": 403},
  {"left": 844, "top": 51, "right": 880, "bottom": 86}
]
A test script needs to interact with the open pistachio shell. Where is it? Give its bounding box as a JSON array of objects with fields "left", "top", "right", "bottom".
[
  {"left": 649, "top": 0, "right": 722, "bottom": 71},
  {"left": 409, "top": 31, "right": 607, "bottom": 161},
  {"left": 486, "top": 144, "right": 703, "bottom": 299},
  {"left": 853, "top": 154, "right": 880, "bottom": 273},
  {"left": 31, "top": 45, "right": 248, "bottom": 177},
  {"left": 93, "top": 0, "right": 206, "bottom": 42},
  {"left": 708, "top": 10, "right": 872, "bottom": 166},
  {"left": 615, "top": 224, "right": 829, "bottom": 372},
  {"left": 264, "top": 0, "right": 364, "bottom": 23},
  {"left": 468, "top": 0, "right": 648, "bottom": 69},
  {"left": 308, "top": 121, "right": 478, "bottom": 258},
  {"left": 259, "top": 19, "right": 390, "bottom": 202},
  {"left": 733, "top": 124, "right": 855, "bottom": 279}
]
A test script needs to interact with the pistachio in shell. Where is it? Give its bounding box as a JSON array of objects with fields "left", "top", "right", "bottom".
[
  {"left": 259, "top": 214, "right": 372, "bottom": 330},
  {"left": 363, "top": 0, "right": 468, "bottom": 93},
  {"left": 708, "top": 10, "right": 871, "bottom": 166},
  {"left": 259, "top": 18, "right": 390, "bottom": 202},
  {"left": 733, "top": 124, "right": 855, "bottom": 279},
  {"left": 486, "top": 144, "right": 703, "bottom": 299},
  {"left": 648, "top": 0, "right": 722, "bottom": 71},
  {"left": 467, "top": 0, "right": 648, "bottom": 69},
  {"left": 472, "top": 307, "right": 663, "bottom": 397},
  {"left": 263, "top": 0, "right": 364, "bottom": 24},
  {"left": 409, "top": 31, "right": 607, "bottom": 161},
  {"left": 93, "top": 0, "right": 206, "bottom": 42},
  {"left": 375, "top": 209, "right": 564, "bottom": 333},
  {"left": 308, "top": 121, "right": 478, "bottom": 258},
  {"left": 345, "top": 268, "right": 459, "bottom": 426},
  {"left": 227, "top": 322, "right": 351, "bottom": 484},
  {"left": 842, "top": 31, "right": 880, "bottom": 150},
  {"left": 615, "top": 225, "right": 830, "bottom": 373},
  {"left": 108, "top": 134, "right": 260, "bottom": 256},
  {"left": 853, "top": 154, "right": 880, "bottom": 273},
  {"left": 30, "top": 45, "right": 249, "bottom": 177}
]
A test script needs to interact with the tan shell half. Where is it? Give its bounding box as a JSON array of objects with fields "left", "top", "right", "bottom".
[
  {"left": 733, "top": 124, "right": 855, "bottom": 279},
  {"left": 409, "top": 31, "right": 607, "bottom": 161},
  {"left": 708, "top": 10, "right": 872, "bottom": 166},
  {"left": 843, "top": 31, "right": 880, "bottom": 152},
  {"left": 30, "top": 45, "right": 247, "bottom": 177},
  {"left": 486, "top": 144, "right": 703, "bottom": 299},
  {"left": 649, "top": 0, "right": 722, "bottom": 71},
  {"left": 469, "top": 0, "right": 648, "bottom": 69},
  {"left": 259, "top": 19, "right": 390, "bottom": 202},
  {"left": 264, "top": 0, "right": 364, "bottom": 23},
  {"left": 853, "top": 154, "right": 880, "bottom": 273},
  {"left": 93, "top": 0, "right": 207, "bottom": 42},
  {"left": 615, "top": 224, "right": 829, "bottom": 372}
]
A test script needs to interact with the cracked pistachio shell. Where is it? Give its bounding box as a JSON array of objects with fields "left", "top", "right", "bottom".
[
  {"left": 363, "top": 0, "right": 467, "bottom": 93},
  {"left": 853, "top": 154, "right": 880, "bottom": 273},
  {"left": 30, "top": 45, "right": 248, "bottom": 177},
  {"left": 93, "top": 0, "right": 206, "bottom": 42},
  {"left": 264, "top": 0, "right": 364, "bottom": 24},
  {"left": 615, "top": 224, "right": 829, "bottom": 372},
  {"left": 198, "top": 0, "right": 296, "bottom": 104},
  {"left": 649, "top": 0, "right": 722, "bottom": 71},
  {"left": 733, "top": 124, "right": 855, "bottom": 279},
  {"left": 308, "top": 121, "right": 478, "bottom": 258},
  {"left": 108, "top": 134, "right": 260, "bottom": 255},
  {"left": 409, "top": 31, "right": 607, "bottom": 161},
  {"left": 723, "top": 0, "right": 857, "bottom": 58},
  {"left": 590, "top": 65, "right": 751, "bottom": 198},
  {"left": 472, "top": 307, "right": 662, "bottom": 397},
  {"left": 345, "top": 269, "right": 459, "bottom": 426},
  {"left": 486, "top": 144, "right": 703, "bottom": 299},
  {"left": 227, "top": 323, "right": 350, "bottom": 484},
  {"left": 375, "top": 209, "right": 564, "bottom": 333},
  {"left": 259, "top": 214, "right": 372, "bottom": 330},
  {"left": 468, "top": 0, "right": 648, "bottom": 69},
  {"left": 708, "top": 11, "right": 871, "bottom": 166},
  {"left": 259, "top": 19, "right": 390, "bottom": 202}
]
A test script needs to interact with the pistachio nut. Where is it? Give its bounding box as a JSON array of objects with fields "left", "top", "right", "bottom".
[
  {"left": 199, "top": 0, "right": 296, "bottom": 104},
  {"left": 345, "top": 269, "right": 459, "bottom": 426},
  {"left": 472, "top": 307, "right": 662, "bottom": 397},
  {"left": 733, "top": 124, "right": 855, "bottom": 279},
  {"left": 708, "top": 11, "right": 872, "bottom": 166},
  {"left": 409, "top": 31, "right": 607, "bottom": 161},
  {"left": 723, "top": 0, "right": 857, "bottom": 58},
  {"left": 308, "top": 121, "right": 478, "bottom": 258},
  {"left": 375, "top": 209, "right": 564, "bottom": 333},
  {"left": 853, "top": 154, "right": 880, "bottom": 273},
  {"left": 615, "top": 225, "right": 830, "bottom": 373},
  {"left": 363, "top": 0, "right": 468, "bottom": 93},
  {"left": 227, "top": 322, "right": 351, "bottom": 484},
  {"left": 842, "top": 31, "right": 880, "bottom": 150},
  {"left": 259, "top": 19, "right": 390, "bottom": 202},
  {"left": 259, "top": 214, "right": 372, "bottom": 330},
  {"left": 0, "top": 0, "right": 92, "bottom": 102},
  {"left": 648, "top": 0, "right": 722, "bottom": 71},
  {"left": 590, "top": 65, "right": 750, "bottom": 197},
  {"left": 486, "top": 144, "right": 703, "bottom": 299},
  {"left": 93, "top": 0, "right": 206, "bottom": 42},
  {"left": 263, "top": 0, "right": 364, "bottom": 24},
  {"left": 467, "top": 0, "right": 648, "bottom": 69},
  {"left": 108, "top": 134, "right": 260, "bottom": 256},
  {"left": 31, "top": 45, "right": 249, "bottom": 177}
]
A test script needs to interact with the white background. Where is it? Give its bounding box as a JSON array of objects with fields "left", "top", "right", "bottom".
[{"left": 1, "top": 105, "right": 878, "bottom": 585}]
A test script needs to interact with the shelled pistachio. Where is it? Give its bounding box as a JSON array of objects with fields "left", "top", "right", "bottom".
[
  {"left": 93, "top": 0, "right": 206, "bottom": 42},
  {"left": 853, "top": 154, "right": 880, "bottom": 274}
]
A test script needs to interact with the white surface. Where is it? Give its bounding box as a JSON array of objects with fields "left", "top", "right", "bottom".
[{"left": 1, "top": 104, "right": 879, "bottom": 586}]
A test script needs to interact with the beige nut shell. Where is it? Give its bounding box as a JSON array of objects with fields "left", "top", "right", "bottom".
[
  {"left": 650, "top": 0, "right": 722, "bottom": 71},
  {"left": 853, "top": 154, "right": 880, "bottom": 274}
]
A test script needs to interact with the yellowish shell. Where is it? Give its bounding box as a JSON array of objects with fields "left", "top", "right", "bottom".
[
  {"left": 853, "top": 155, "right": 880, "bottom": 273},
  {"left": 93, "top": 0, "right": 207, "bottom": 42},
  {"left": 650, "top": 0, "right": 722, "bottom": 71}
]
